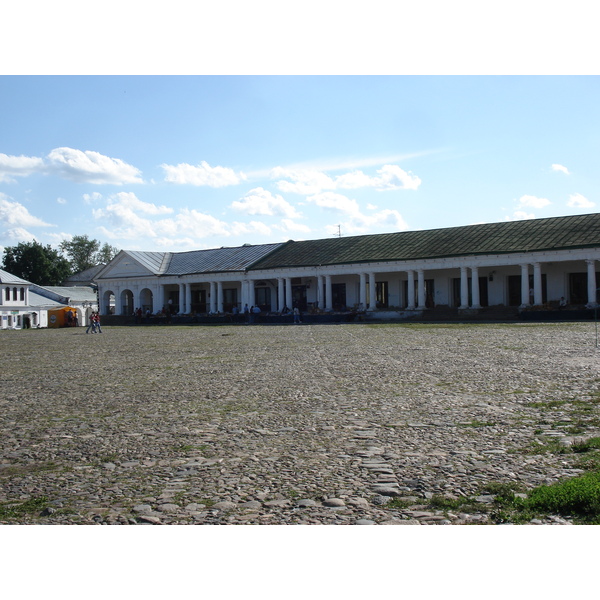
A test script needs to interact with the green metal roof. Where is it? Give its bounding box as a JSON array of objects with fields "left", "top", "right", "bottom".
[{"left": 250, "top": 213, "right": 600, "bottom": 270}]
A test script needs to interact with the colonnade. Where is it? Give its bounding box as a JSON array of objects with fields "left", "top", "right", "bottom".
[{"left": 100, "top": 258, "right": 598, "bottom": 316}]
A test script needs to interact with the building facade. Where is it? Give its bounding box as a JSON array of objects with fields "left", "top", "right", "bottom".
[{"left": 94, "top": 213, "right": 600, "bottom": 319}]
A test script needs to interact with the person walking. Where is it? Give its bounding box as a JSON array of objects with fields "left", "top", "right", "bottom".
[
  {"left": 94, "top": 312, "right": 103, "bottom": 333},
  {"left": 86, "top": 312, "right": 96, "bottom": 334}
]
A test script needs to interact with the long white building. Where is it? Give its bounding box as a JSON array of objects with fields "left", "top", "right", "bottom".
[{"left": 94, "top": 213, "right": 600, "bottom": 319}]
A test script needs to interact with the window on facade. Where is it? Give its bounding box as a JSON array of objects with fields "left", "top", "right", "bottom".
[
  {"left": 332, "top": 283, "right": 346, "bottom": 311},
  {"left": 13, "top": 287, "right": 17, "bottom": 301},
  {"left": 5, "top": 287, "right": 9, "bottom": 301},
  {"left": 223, "top": 288, "right": 238, "bottom": 312},
  {"left": 376, "top": 281, "right": 389, "bottom": 308},
  {"left": 20, "top": 287, "right": 25, "bottom": 301},
  {"left": 255, "top": 287, "right": 271, "bottom": 311}
]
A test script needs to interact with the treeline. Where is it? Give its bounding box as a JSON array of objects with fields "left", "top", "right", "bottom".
[{"left": 1, "top": 235, "right": 119, "bottom": 285}]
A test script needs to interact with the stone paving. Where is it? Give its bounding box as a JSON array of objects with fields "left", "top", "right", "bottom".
[{"left": 1, "top": 321, "right": 599, "bottom": 525}]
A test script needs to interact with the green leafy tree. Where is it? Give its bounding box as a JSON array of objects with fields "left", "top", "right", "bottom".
[
  {"left": 59, "top": 235, "right": 119, "bottom": 273},
  {"left": 1, "top": 241, "right": 72, "bottom": 285}
]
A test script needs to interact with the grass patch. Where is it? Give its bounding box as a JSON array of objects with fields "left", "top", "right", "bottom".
[
  {"left": 525, "top": 471, "right": 600, "bottom": 523},
  {"left": 0, "top": 496, "right": 49, "bottom": 519},
  {"left": 0, "top": 462, "right": 60, "bottom": 477},
  {"left": 459, "top": 420, "right": 495, "bottom": 428}
]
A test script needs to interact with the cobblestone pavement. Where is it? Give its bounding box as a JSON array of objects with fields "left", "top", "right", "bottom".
[{"left": 1, "top": 321, "right": 599, "bottom": 525}]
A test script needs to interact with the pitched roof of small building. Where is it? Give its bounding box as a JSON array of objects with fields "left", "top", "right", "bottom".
[
  {"left": 32, "top": 285, "right": 97, "bottom": 304},
  {"left": 0, "top": 268, "right": 30, "bottom": 285},
  {"left": 99, "top": 243, "right": 286, "bottom": 278},
  {"left": 250, "top": 213, "right": 600, "bottom": 270}
]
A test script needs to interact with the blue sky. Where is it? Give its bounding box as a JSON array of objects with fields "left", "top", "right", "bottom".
[{"left": 0, "top": 75, "right": 598, "bottom": 256}]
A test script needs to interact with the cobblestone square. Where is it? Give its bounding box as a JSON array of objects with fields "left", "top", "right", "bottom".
[{"left": 1, "top": 322, "right": 599, "bottom": 525}]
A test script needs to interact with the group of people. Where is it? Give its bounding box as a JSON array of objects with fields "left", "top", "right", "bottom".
[
  {"left": 66, "top": 309, "right": 79, "bottom": 327},
  {"left": 85, "top": 312, "right": 103, "bottom": 334}
]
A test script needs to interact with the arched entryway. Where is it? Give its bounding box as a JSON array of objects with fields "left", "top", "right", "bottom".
[
  {"left": 120, "top": 289, "right": 134, "bottom": 315},
  {"left": 139, "top": 288, "right": 153, "bottom": 312}
]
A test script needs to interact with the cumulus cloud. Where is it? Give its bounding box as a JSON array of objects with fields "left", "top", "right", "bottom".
[
  {"left": 229, "top": 221, "right": 272, "bottom": 237},
  {"left": 109, "top": 192, "right": 173, "bottom": 215},
  {"left": 505, "top": 211, "right": 535, "bottom": 221},
  {"left": 57, "top": 197, "right": 67, "bottom": 205},
  {"left": 3, "top": 227, "right": 36, "bottom": 243},
  {"left": 0, "top": 194, "right": 53, "bottom": 228},
  {"left": 306, "top": 192, "right": 362, "bottom": 215},
  {"left": 0, "top": 153, "right": 45, "bottom": 183},
  {"left": 567, "top": 193, "right": 595, "bottom": 209},
  {"left": 275, "top": 219, "right": 312, "bottom": 234},
  {"left": 162, "top": 161, "right": 245, "bottom": 187},
  {"left": 305, "top": 191, "right": 408, "bottom": 235},
  {"left": 272, "top": 164, "right": 421, "bottom": 195},
  {"left": 46, "top": 147, "right": 143, "bottom": 184},
  {"left": 230, "top": 187, "right": 301, "bottom": 219},
  {"left": 83, "top": 192, "right": 104, "bottom": 204},
  {"left": 552, "top": 164, "right": 570, "bottom": 175},
  {"left": 518, "top": 195, "right": 551, "bottom": 209},
  {"left": 93, "top": 194, "right": 230, "bottom": 242}
]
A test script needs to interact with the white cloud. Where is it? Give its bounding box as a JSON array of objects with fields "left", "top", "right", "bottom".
[
  {"left": 567, "top": 193, "right": 595, "bottom": 209},
  {"left": 306, "top": 192, "right": 361, "bottom": 215},
  {"left": 272, "top": 164, "right": 421, "bottom": 194},
  {"left": 229, "top": 221, "right": 272, "bottom": 237},
  {"left": 372, "top": 165, "right": 422, "bottom": 190},
  {"left": 0, "top": 153, "right": 44, "bottom": 183},
  {"left": 0, "top": 194, "right": 53, "bottom": 228},
  {"left": 518, "top": 195, "right": 551, "bottom": 209},
  {"left": 162, "top": 161, "right": 244, "bottom": 187},
  {"left": 276, "top": 219, "right": 311, "bottom": 234},
  {"left": 46, "top": 147, "right": 143, "bottom": 184},
  {"left": 3, "top": 227, "right": 36, "bottom": 242},
  {"left": 230, "top": 187, "right": 301, "bottom": 219},
  {"left": 83, "top": 192, "right": 104, "bottom": 204},
  {"left": 56, "top": 197, "right": 67, "bottom": 205},
  {"left": 306, "top": 191, "right": 408, "bottom": 235},
  {"left": 505, "top": 211, "right": 535, "bottom": 221},
  {"left": 110, "top": 192, "right": 173, "bottom": 215},
  {"left": 552, "top": 164, "right": 570, "bottom": 175}
]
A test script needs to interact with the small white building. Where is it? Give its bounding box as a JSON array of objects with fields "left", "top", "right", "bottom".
[
  {"left": 94, "top": 213, "right": 600, "bottom": 320},
  {"left": 30, "top": 284, "right": 98, "bottom": 327},
  {"left": 0, "top": 269, "right": 59, "bottom": 329}
]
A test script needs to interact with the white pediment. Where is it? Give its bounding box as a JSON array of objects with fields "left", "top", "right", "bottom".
[{"left": 100, "top": 253, "right": 157, "bottom": 278}]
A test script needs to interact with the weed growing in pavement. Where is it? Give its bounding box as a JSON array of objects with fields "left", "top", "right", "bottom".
[
  {"left": 0, "top": 496, "right": 49, "bottom": 520},
  {"left": 525, "top": 471, "right": 600, "bottom": 524}
]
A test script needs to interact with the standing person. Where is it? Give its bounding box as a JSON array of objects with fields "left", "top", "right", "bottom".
[
  {"left": 86, "top": 312, "right": 96, "bottom": 334},
  {"left": 293, "top": 306, "right": 301, "bottom": 324},
  {"left": 94, "top": 312, "right": 103, "bottom": 333}
]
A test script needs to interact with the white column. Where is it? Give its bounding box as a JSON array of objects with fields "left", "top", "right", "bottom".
[
  {"left": 407, "top": 270, "right": 415, "bottom": 309},
  {"left": 459, "top": 266, "right": 469, "bottom": 309},
  {"left": 471, "top": 266, "right": 481, "bottom": 308},
  {"left": 359, "top": 273, "right": 367, "bottom": 309},
  {"left": 185, "top": 283, "right": 192, "bottom": 314},
  {"left": 217, "top": 281, "right": 224, "bottom": 313},
  {"left": 286, "top": 278, "right": 292, "bottom": 309},
  {"left": 153, "top": 285, "right": 162, "bottom": 314},
  {"left": 317, "top": 275, "right": 324, "bottom": 309},
  {"left": 368, "top": 272, "right": 376, "bottom": 311},
  {"left": 277, "top": 278, "right": 285, "bottom": 312},
  {"left": 325, "top": 275, "right": 333, "bottom": 311},
  {"left": 209, "top": 281, "right": 217, "bottom": 313},
  {"left": 417, "top": 269, "right": 426, "bottom": 309},
  {"left": 533, "top": 262, "right": 543, "bottom": 306},
  {"left": 178, "top": 283, "right": 185, "bottom": 313},
  {"left": 520, "top": 264, "right": 530, "bottom": 307},
  {"left": 587, "top": 259, "right": 597, "bottom": 307}
]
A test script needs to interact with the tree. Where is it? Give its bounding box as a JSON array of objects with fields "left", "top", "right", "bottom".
[
  {"left": 1, "top": 241, "right": 72, "bottom": 285},
  {"left": 59, "top": 235, "right": 119, "bottom": 273}
]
